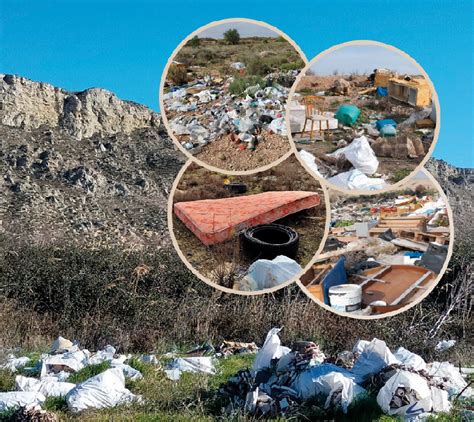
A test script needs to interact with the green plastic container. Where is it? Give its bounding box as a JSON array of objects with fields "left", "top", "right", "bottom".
[{"left": 335, "top": 105, "right": 361, "bottom": 126}]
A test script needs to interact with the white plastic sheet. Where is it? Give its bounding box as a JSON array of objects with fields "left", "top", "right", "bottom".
[
  {"left": 0, "top": 391, "right": 46, "bottom": 412},
  {"left": 16, "top": 375, "right": 75, "bottom": 397},
  {"left": 252, "top": 328, "right": 291, "bottom": 372},
  {"left": 426, "top": 362, "right": 472, "bottom": 397},
  {"left": 328, "top": 169, "right": 387, "bottom": 191},
  {"left": 41, "top": 350, "right": 89, "bottom": 374},
  {"left": 329, "top": 136, "right": 379, "bottom": 175},
  {"left": 164, "top": 357, "right": 216, "bottom": 381},
  {"left": 66, "top": 368, "right": 139, "bottom": 413},
  {"left": 299, "top": 150, "right": 324, "bottom": 178},
  {"left": 240, "top": 255, "right": 302, "bottom": 291},
  {"left": 377, "top": 370, "right": 432, "bottom": 417},
  {"left": 268, "top": 117, "right": 287, "bottom": 136}
]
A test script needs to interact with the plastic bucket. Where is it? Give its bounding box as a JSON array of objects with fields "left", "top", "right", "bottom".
[{"left": 328, "top": 284, "right": 362, "bottom": 312}]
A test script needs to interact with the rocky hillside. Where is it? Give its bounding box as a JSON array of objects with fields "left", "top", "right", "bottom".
[
  {"left": 0, "top": 74, "right": 471, "bottom": 248},
  {"left": 0, "top": 74, "right": 185, "bottom": 248}
]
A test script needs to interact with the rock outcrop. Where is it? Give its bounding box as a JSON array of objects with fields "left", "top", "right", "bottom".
[{"left": 0, "top": 74, "right": 160, "bottom": 139}]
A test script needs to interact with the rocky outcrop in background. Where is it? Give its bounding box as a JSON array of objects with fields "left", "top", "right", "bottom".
[
  {"left": 0, "top": 74, "right": 472, "bottom": 248},
  {"left": 0, "top": 75, "right": 184, "bottom": 248}
]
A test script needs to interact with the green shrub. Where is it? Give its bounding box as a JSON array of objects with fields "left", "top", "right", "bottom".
[
  {"left": 167, "top": 65, "right": 188, "bottom": 85},
  {"left": 223, "top": 28, "right": 240, "bottom": 45},
  {"left": 228, "top": 76, "right": 265, "bottom": 96},
  {"left": 68, "top": 361, "right": 111, "bottom": 384},
  {"left": 246, "top": 58, "right": 270, "bottom": 76},
  {"left": 186, "top": 35, "right": 200, "bottom": 47}
]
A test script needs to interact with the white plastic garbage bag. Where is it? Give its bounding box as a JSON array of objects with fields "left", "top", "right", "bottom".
[
  {"left": 299, "top": 150, "right": 324, "bottom": 178},
  {"left": 352, "top": 340, "right": 370, "bottom": 354},
  {"left": 16, "top": 375, "right": 75, "bottom": 397},
  {"left": 292, "top": 364, "right": 360, "bottom": 410},
  {"left": 377, "top": 370, "right": 432, "bottom": 417},
  {"left": 88, "top": 345, "right": 116, "bottom": 365},
  {"left": 426, "top": 362, "right": 472, "bottom": 397},
  {"left": 328, "top": 169, "right": 387, "bottom": 191},
  {"left": 352, "top": 339, "right": 400, "bottom": 383},
  {"left": 164, "top": 357, "right": 216, "bottom": 381},
  {"left": 41, "top": 350, "right": 89, "bottom": 374},
  {"left": 329, "top": 136, "right": 379, "bottom": 174},
  {"left": 66, "top": 368, "right": 139, "bottom": 413},
  {"left": 252, "top": 328, "right": 291, "bottom": 372},
  {"left": 111, "top": 363, "right": 143, "bottom": 381},
  {"left": 0, "top": 391, "right": 46, "bottom": 412},
  {"left": 394, "top": 347, "right": 426, "bottom": 371},
  {"left": 0, "top": 355, "right": 30, "bottom": 372},
  {"left": 430, "top": 387, "right": 451, "bottom": 412},
  {"left": 239, "top": 256, "right": 302, "bottom": 291}
]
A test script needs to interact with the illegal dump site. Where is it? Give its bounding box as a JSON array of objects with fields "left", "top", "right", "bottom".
[
  {"left": 290, "top": 43, "right": 438, "bottom": 191},
  {"left": 300, "top": 169, "right": 452, "bottom": 317},
  {"left": 170, "top": 155, "right": 327, "bottom": 292},
  {"left": 1, "top": 329, "right": 472, "bottom": 421},
  {"left": 161, "top": 20, "right": 305, "bottom": 171}
]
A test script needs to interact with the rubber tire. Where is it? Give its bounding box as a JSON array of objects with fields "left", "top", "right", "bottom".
[{"left": 243, "top": 223, "right": 299, "bottom": 260}]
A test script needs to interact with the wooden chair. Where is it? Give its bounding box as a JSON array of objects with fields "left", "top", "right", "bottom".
[{"left": 302, "top": 95, "right": 330, "bottom": 141}]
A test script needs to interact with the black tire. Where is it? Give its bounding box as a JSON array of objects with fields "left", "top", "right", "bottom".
[
  {"left": 242, "top": 223, "right": 299, "bottom": 260},
  {"left": 224, "top": 182, "right": 247, "bottom": 194}
]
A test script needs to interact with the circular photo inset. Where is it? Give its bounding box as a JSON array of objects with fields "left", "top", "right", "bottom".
[
  {"left": 288, "top": 41, "right": 439, "bottom": 193},
  {"left": 298, "top": 168, "right": 453, "bottom": 318},
  {"left": 168, "top": 155, "right": 329, "bottom": 294},
  {"left": 160, "top": 18, "right": 306, "bottom": 173}
]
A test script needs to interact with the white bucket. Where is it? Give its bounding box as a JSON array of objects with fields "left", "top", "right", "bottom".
[{"left": 328, "top": 284, "right": 362, "bottom": 312}]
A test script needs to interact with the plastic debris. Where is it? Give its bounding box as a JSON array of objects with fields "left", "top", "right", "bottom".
[
  {"left": 335, "top": 104, "right": 360, "bottom": 126},
  {"left": 16, "top": 375, "right": 75, "bottom": 397},
  {"left": 435, "top": 340, "right": 456, "bottom": 352},
  {"left": 0, "top": 391, "right": 46, "bottom": 412},
  {"left": 0, "top": 355, "right": 30, "bottom": 372},
  {"left": 238, "top": 255, "right": 302, "bottom": 291},
  {"left": 328, "top": 169, "right": 387, "bottom": 191},
  {"left": 66, "top": 367, "right": 140, "bottom": 413},
  {"left": 164, "top": 357, "right": 216, "bottom": 381},
  {"left": 329, "top": 136, "right": 379, "bottom": 175}
]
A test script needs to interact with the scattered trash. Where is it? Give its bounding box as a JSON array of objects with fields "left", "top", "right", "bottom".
[
  {"left": 16, "top": 375, "right": 75, "bottom": 397},
  {"left": 0, "top": 391, "right": 46, "bottom": 412},
  {"left": 0, "top": 355, "right": 30, "bottom": 372},
  {"left": 435, "top": 340, "right": 456, "bottom": 352},
  {"left": 329, "top": 136, "right": 379, "bottom": 175},
  {"left": 328, "top": 169, "right": 387, "bottom": 191},
  {"left": 164, "top": 357, "right": 216, "bottom": 381}
]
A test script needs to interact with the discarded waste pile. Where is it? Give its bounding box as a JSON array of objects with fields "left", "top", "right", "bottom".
[
  {"left": 0, "top": 336, "right": 257, "bottom": 417},
  {"left": 217, "top": 328, "right": 472, "bottom": 419},
  {"left": 291, "top": 68, "right": 437, "bottom": 190},
  {"left": 163, "top": 70, "right": 297, "bottom": 171},
  {"left": 300, "top": 180, "right": 451, "bottom": 316},
  {"left": 173, "top": 190, "right": 322, "bottom": 291},
  {"left": 161, "top": 24, "right": 305, "bottom": 171}
]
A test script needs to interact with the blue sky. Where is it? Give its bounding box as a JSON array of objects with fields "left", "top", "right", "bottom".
[
  {"left": 309, "top": 45, "right": 420, "bottom": 75},
  {"left": 1, "top": 0, "right": 472, "bottom": 168}
]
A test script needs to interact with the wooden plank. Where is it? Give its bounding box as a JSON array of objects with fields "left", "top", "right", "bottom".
[
  {"left": 353, "top": 266, "right": 391, "bottom": 287},
  {"left": 391, "top": 238, "right": 429, "bottom": 252},
  {"left": 390, "top": 271, "right": 433, "bottom": 305}
]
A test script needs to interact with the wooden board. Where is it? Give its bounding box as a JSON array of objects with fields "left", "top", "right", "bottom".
[
  {"left": 351, "top": 264, "right": 435, "bottom": 306},
  {"left": 391, "top": 238, "right": 429, "bottom": 252}
]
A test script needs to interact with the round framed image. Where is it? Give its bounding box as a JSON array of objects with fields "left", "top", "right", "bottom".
[
  {"left": 287, "top": 40, "right": 440, "bottom": 194},
  {"left": 168, "top": 154, "right": 331, "bottom": 295},
  {"left": 160, "top": 18, "right": 307, "bottom": 174},
  {"left": 298, "top": 167, "right": 454, "bottom": 319}
]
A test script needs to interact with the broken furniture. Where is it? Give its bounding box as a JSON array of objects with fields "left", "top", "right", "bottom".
[
  {"left": 174, "top": 191, "right": 320, "bottom": 245},
  {"left": 388, "top": 77, "right": 432, "bottom": 107},
  {"left": 302, "top": 96, "right": 331, "bottom": 141},
  {"left": 351, "top": 264, "right": 436, "bottom": 311}
]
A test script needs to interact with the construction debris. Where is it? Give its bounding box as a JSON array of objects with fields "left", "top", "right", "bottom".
[
  {"left": 302, "top": 183, "right": 450, "bottom": 315},
  {"left": 218, "top": 329, "right": 472, "bottom": 418}
]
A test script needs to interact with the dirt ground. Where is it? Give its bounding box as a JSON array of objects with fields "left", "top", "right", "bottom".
[{"left": 171, "top": 156, "right": 327, "bottom": 287}]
